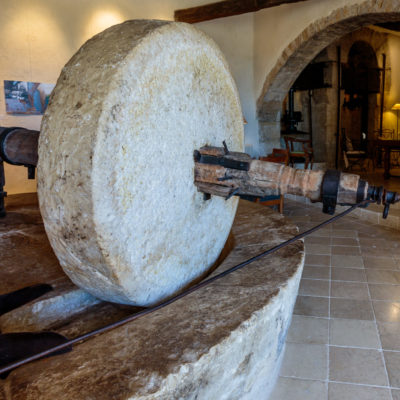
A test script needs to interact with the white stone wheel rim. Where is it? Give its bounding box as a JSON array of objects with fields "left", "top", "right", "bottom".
[{"left": 38, "top": 20, "right": 244, "bottom": 306}]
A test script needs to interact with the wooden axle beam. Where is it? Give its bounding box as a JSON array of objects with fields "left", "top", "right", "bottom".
[
  {"left": 194, "top": 146, "right": 370, "bottom": 212},
  {"left": 0, "top": 127, "right": 39, "bottom": 167},
  {"left": 1, "top": 127, "right": 399, "bottom": 217}
]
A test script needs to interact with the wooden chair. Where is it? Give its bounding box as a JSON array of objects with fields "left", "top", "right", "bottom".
[
  {"left": 341, "top": 132, "right": 367, "bottom": 171},
  {"left": 284, "top": 136, "right": 314, "bottom": 169},
  {"left": 254, "top": 149, "right": 289, "bottom": 214}
]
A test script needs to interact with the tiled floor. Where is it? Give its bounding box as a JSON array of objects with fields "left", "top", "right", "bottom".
[{"left": 269, "top": 199, "right": 400, "bottom": 400}]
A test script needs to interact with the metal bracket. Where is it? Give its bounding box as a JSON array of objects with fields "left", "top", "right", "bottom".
[
  {"left": 225, "top": 188, "right": 240, "bottom": 200},
  {"left": 193, "top": 151, "right": 250, "bottom": 171},
  {"left": 321, "top": 169, "right": 341, "bottom": 215},
  {"left": 26, "top": 165, "right": 36, "bottom": 180}
]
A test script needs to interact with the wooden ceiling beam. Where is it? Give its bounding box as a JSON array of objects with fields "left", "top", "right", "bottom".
[{"left": 175, "top": 0, "right": 311, "bottom": 24}]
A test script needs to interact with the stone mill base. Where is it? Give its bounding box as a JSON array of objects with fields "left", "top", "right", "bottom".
[{"left": 0, "top": 194, "right": 304, "bottom": 400}]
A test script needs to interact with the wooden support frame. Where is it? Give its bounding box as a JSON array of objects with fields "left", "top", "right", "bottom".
[{"left": 175, "top": 0, "right": 310, "bottom": 24}]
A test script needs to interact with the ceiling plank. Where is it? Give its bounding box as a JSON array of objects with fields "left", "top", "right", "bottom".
[{"left": 175, "top": 0, "right": 311, "bottom": 24}]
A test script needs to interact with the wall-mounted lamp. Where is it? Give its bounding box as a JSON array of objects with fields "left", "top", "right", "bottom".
[{"left": 392, "top": 103, "right": 400, "bottom": 140}]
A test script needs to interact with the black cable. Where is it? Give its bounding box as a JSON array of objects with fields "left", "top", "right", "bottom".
[{"left": 0, "top": 200, "right": 372, "bottom": 376}]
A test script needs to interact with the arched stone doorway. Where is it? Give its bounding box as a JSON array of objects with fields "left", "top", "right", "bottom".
[{"left": 257, "top": 0, "right": 400, "bottom": 161}]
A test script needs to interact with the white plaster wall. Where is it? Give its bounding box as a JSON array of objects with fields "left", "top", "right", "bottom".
[{"left": 196, "top": 14, "right": 257, "bottom": 155}]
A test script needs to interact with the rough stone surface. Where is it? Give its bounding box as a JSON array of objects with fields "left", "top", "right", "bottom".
[
  {"left": 0, "top": 196, "right": 304, "bottom": 400},
  {"left": 38, "top": 20, "right": 244, "bottom": 306},
  {"left": 0, "top": 193, "right": 65, "bottom": 295},
  {"left": 0, "top": 281, "right": 100, "bottom": 333}
]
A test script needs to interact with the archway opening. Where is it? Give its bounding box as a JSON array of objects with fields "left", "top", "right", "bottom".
[{"left": 258, "top": 1, "right": 400, "bottom": 169}]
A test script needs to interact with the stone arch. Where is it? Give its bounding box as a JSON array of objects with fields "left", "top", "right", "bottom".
[{"left": 257, "top": 0, "right": 400, "bottom": 156}]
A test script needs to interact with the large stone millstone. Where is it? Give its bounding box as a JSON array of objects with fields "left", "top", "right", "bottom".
[{"left": 38, "top": 20, "right": 244, "bottom": 306}]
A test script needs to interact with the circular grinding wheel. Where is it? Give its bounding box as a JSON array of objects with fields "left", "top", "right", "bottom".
[{"left": 38, "top": 20, "right": 244, "bottom": 306}]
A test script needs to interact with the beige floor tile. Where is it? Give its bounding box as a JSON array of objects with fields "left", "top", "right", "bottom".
[
  {"left": 359, "top": 238, "right": 390, "bottom": 248},
  {"left": 331, "top": 237, "right": 359, "bottom": 246},
  {"left": 309, "top": 227, "right": 332, "bottom": 237},
  {"left": 369, "top": 284, "right": 400, "bottom": 301},
  {"left": 328, "top": 382, "right": 391, "bottom": 400},
  {"left": 305, "top": 236, "right": 331, "bottom": 245},
  {"left": 363, "top": 256, "right": 398, "bottom": 270},
  {"left": 366, "top": 270, "right": 400, "bottom": 284},
  {"left": 331, "top": 246, "right": 361, "bottom": 256},
  {"left": 331, "top": 267, "right": 366, "bottom": 282},
  {"left": 304, "top": 244, "right": 331, "bottom": 255},
  {"left": 280, "top": 342, "right": 327, "bottom": 380},
  {"left": 331, "top": 255, "right": 364, "bottom": 268},
  {"left": 331, "top": 229, "right": 358, "bottom": 238},
  {"left": 278, "top": 200, "right": 400, "bottom": 398},
  {"left": 330, "top": 319, "right": 380, "bottom": 348},
  {"left": 269, "top": 377, "right": 327, "bottom": 400},
  {"left": 361, "top": 246, "right": 393, "bottom": 257},
  {"left": 299, "top": 279, "right": 330, "bottom": 297},
  {"left": 286, "top": 315, "right": 329, "bottom": 344},
  {"left": 309, "top": 231, "right": 331, "bottom": 238},
  {"left": 392, "top": 389, "right": 400, "bottom": 400},
  {"left": 330, "top": 298, "right": 374, "bottom": 320},
  {"left": 384, "top": 351, "right": 400, "bottom": 388},
  {"left": 331, "top": 281, "right": 369, "bottom": 300},
  {"left": 294, "top": 296, "right": 329, "bottom": 317},
  {"left": 304, "top": 254, "right": 331, "bottom": 266},
  {"left": 390, "top": 247, "right": 400, "bottom": 257},
  {"left": 385, "top": 240, "right": 400, "bottom": 249},
  {"left": 373, "top": 301, "right": 400, "bottom": 322},
  {"left": 329, "top": 347, "right": 388, "bottom": 385},
  {"left": 333, "top": 219, "right": 364, "bottom": 228},
  {"left": 358, "top": 232, "right": 380, "bottom": 239},
  {"left": 302, "top": 266, "right": 330, "bottom": 280},
  {"left": 378, "top": 322, "right": 400, "bottom": 350}
]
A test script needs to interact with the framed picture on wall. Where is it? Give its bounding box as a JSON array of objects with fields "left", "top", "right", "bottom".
[{"left": 4, "top": 80, "right": 55, "bottom": 115}]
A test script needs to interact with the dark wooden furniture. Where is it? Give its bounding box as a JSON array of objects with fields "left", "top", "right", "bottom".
[
  {"left": 374, "top": 140, "right": 400, "bottom": 179},
  {"left": 341, "top": 133, "right": 367, "bottom": 171},
  {"left": 284, "top": 136, "right": 313, "bottom": 169}
]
